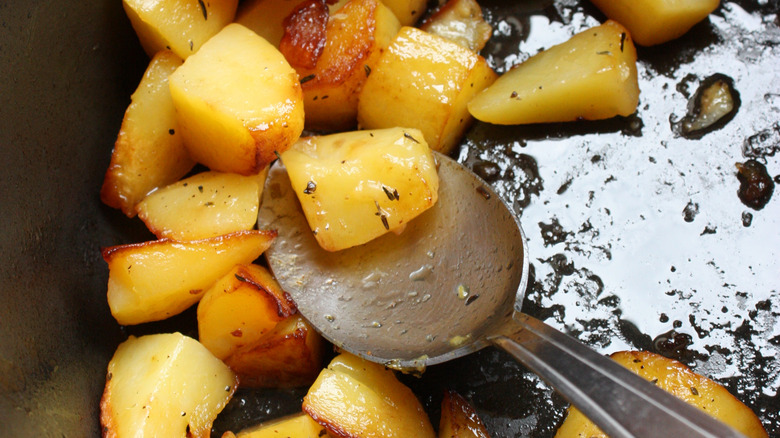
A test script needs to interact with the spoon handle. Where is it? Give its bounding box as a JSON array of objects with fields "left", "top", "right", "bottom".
[{"left": 489, "top": 313, "right": 747, "bottom": 438}]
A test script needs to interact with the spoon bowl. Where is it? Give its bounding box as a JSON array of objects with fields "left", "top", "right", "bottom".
[{"left": 258, "top": 151, "right": 746, "bottom": 438}]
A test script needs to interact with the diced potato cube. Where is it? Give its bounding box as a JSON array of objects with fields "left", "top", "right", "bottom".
[
  {"left": 169, "top": 23, "right": 304, "bottom": 175},
  {"left": 438, "top": 390, "right": 491, "bottom": 438},
  {"left": 280, "top": 0, "right": 401, "bottom": 131},
  {"left": 232, "top": 412, "right": 333, "bottom": 438},
  {"left": 382, "top": 0, "right": 428, "bottom": 26},
  {"left": 357, "top": 26, "right": 497, "bottom": 154},
  {"left": 467, "top": 20, "right": 639, "bottom": 125},
  {"left": 280, "top": 127, "right": 439, "bottom": 251},
  {"left": 136, "top": 169, "right": 267, "bottom": 240},
  {"left": 122, "top": 0, "right": 238, "bottom": 59},
  {"left": 103, "top": 230, "right": 276, "bottom": 325},
  {"left": 101, "top": 50, "right": 194, "bottom": 217},
  {"left": 590, "top": 0, "right": 720, "bottom": 47},
  {"left": 224, "top": 314, "right": 325, "bottom": 388},
  {"left": 420, "top": 0, "right": 492, "bottom": 52},
  {"left": 554, "top": 351, "right": 769, "bottom": 438},
  {"left": 100, "top": 333, "right": 238, "bottom": 438},
  {"left": 303, "top": 352, "right": 436, "bottom": 438},
  {"left": 234, "top": 0, "right": 305, "bottom": 47},
  {"left": 197, "top": 264, "right": 296, "bottom": 361}
]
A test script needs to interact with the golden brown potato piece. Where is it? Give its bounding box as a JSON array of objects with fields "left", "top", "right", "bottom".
[
  {"left": 231, "top": 412, "right": 334, "bottom": 437},
  {"left": 420, "top": 0, "right": 492, "bottom": 52},
  {"left": 224, "top": 314, "right": 325, "bottom": 388},
  {"left": 100, "top": 333, "right": 238, "bottom": 438},
  {"left": 554, "top": 351, "right": 769, "bottom": 438},
  {"left": 281, "top": 127, "right": 439, "bottom": 251},
  {"left": 590, "top": 0, "right": 720, "bottom": 46},
  {"left": 235, "top": 0, "right": 305, "bottom": 47},
  {"left": 135, "top": 169, "right": 267, "bottom": 240},
  {"left": 303, "top": 352, "right": 436, "bottom": 438},
  {"left": 280, "top": 0, "right": 401, "bottom": 131},
  {"left": 101, "top": 50, "right": 194, "bottom": 217},
  {"left": 439, "top": 390, "right": 491, "bottom": 438},
  {"left": 357, "top": 26, "right": 497, "bottom": 154},
  {"left": 468, "top": 20, "right": 639, "bottom": 125},
  {"left": 169, "top": 23, "right": 304, "bottom": 175},
  {"left": 197, "top": 264, "right": 297, "bottom": 361},
  {"left": 122, "top": 0, "right": 238, "bottom": 59},
  {"left": 103, "top": 230, "right": 276, "bottom": 325}
]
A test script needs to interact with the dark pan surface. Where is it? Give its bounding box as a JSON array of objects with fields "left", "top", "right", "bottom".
[{"left": 1, "top": 1, "right": 778, "bottom": 437}]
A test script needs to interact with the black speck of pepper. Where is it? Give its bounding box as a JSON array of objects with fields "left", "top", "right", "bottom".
[
  {"left": 274, "top": 150, "right": 282, "bottom": 160},
  {"left": 742, "top": 211, "right": 753, "bottom": 227},
  {"left": 476, "top": 186, "right": 491, "bottom": 200},
  {"left": 235, "top": 274, "right": 248, "bottom": 283},
  {"left": 198, "top": 185, "right": 204, "bottom": 193},
  {"left": 304, "top": 181, "right": 317, "bottom": 194},
  {"left": 225, "top": 386, "right": 230, "bottom": 392},
  {"left": 620, "top": 32, "right": 626, "bottom": 52},
  {"left": 403, "top": 132, "right": 419, "bottom": 143},
  {"left": 510, "top": 91, "right": 518, "bottom": 98},
  {"left": 650, "top": 378, "right": 658, "bottom": 385},
  {"left": 465, "top": 294, "right": 480, "bottom": 306},
  {"left": 300, "top": 74, "right": 316, "bottom": 84},
  {"left": 198, "top": 0, "right": 208, "bottom": 20},
  {"left": 204, "top": 202, "right": 214, "bottom": 206},
  {"left": 691, "top": 386, "right": 699, "bottom": 396},
  {"left": 321, "top": 95, "right": 329, "bottom": 99},
  {"left": 181, "top": 411, "right": 187, "bottom": 417},
  {"left": 382, "top": 186, "right": 399, "bottom": 200},
  {"left": 106, "top": 372, "right": 113, "bottom": 381},
  {"left": 189, "top": 40, "right": 193, "bottom": 51},
  {"left": 380, "top": 215, "right": 389, "bottom": 230},
  {"left": 597, "top": 50, "right": 612, "bottom": 56},
  {"left": 364, "top": 64, "right": 371, "bottom": 77},
  {"left": 168, "top": 128, "right": 175, "bottom": 135}
]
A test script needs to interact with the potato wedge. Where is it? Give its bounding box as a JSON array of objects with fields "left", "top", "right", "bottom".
[
  {"left": 135, "top": 169, "right": 267, "bottom": 240},
  {"left": 197, "top": 264, "right": 297, "bottom": 361},
  {"left": 169, "top": 23, "right": 304, "bottom": 175},
  {"left": 439, "top": 390, "right": 491, "bottom": 438},
  {"left": 224, "top": 314, "right": 325, "bottom": 388},
  {"left": 468, "top": 20, "right": 639, "bottom": 125},
  {"left": 100, "top": 333, "right": 237, "bottom": 438},
  {"left": 357, "top": 26, "right": 497, "bottom": 154},
  {"left": 232, "top": 412, "right": 333, "bottom": 437},
  {"left": 420, "top": 0, "right": 492, "bottom": 52},
  {"left": 590, "top": 0, "right": 720, "bottom": 47},
  {"left": 554, "top": 351, "right": 769, "bottom": 438},
  {"left": 280, "top": 0, "right": 401, "bottom": 131},
  {"left": 103, "top": 230, "right": 276, "bottom": 325},
  {"left": 303, "top": 352, "right": 436, "bottom": 438},
  {"left": 122, "top": 0, "right": 238, "bottom": 59},
  {"left": 280, "top": 127, "right": 439, "bottom": 251},
  {"left": 101, "top": 50, "right": 194, "bottom": 217}
]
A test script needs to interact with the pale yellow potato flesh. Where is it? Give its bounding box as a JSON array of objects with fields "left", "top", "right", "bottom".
[
  {"left": 234, "top": 0, "right": 304, "bottom": 47},
  {"left": 122, "top": 0, "right": 238, "bottom": 59},
  {"left": 135, "top": 169, "right": 267, "bottom": 240},
  {"left": 100, "top": 50, "right": 194, "bottom": 217},
  {"left": 280, "top": 127, "right": 439, "bottom": 251},
  {"left": 420, "top": 0, "right": 492, "bottom": 53},
  {"left": 303, "top": 352, "right": 436, "bottom": 438},
  {"left": 100, "top": 333, "right": 238, "bottom": 438},
  {"left": 103, "top": 230, "right": 276, "bottom": 325},
  {"left": 590, "top": 0, "right": 720, "bottom": 47},
  {"left": 554, "top": 351, "right": 769, "bottom": 438},
  {"left": 357, "top": 26, "right": 497, "bottom": 154},
  {"left": 382, "top": 0, "right": 428, "bottom": 26},
  {"left": 233, "top": 412, "right": 333, "bottom": 438},
  {"left": 468, "top": 20, "right": 639, "bottom": 125},
  {"left": 169, "top": 23, "right": 304, "bottom": 175},
  {"left": 197, "top": 264, "right": 296, "bottom": 361},
  {"left": 438, "top": 390, "right": 491, "bottom": 438},
  {"left": 224, "top": 314, "right": 325, "bottom": 388}
]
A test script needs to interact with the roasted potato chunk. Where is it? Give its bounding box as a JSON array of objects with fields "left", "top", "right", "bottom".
[
  {"left": 235, "top": 0, "right": 305, "bottom": 47},
  {"left": 468, "top": 20, "right": 639, "bottom": 125},
  {"left": 554, "top": 351, "right": 769, "bottom": 438},
  {"left": 420, "top": 0, "right": 492, "bottom": 52},
  {"left": 197, "top": 264, "right": 296, "bottom": 361},
  {"left": 122, "top": 0, "right": 238, "bottom": 59},
  {"left": 230, "top": 412, "right": 333, "bottom": 438},
  {"left": 381, "top": 0, "right": 427, "bottom": 26},
  {"left": 136, "top": 169, "right": 267, "bottom": 240},
  {"left": 589, "top": 0, "right": 720, "bottom": 47},
  {"left": 100, "top": 333, "right": 238, "bottom": 438},
  {"left": 101, "top": 50, "right": 194, "bottom": 217},
  {"left": 169, "top": 23, "right": 304, "bottom": 175},
  {"left": 357, "top": 26, "right": 497, "bottom": 154},
  {"left": 303, "top": 352, "right": 436, "bottom": 438},
  {"left": 103, "top": 230, "right": 276, "bottom": 325},
  {"left": 439, "top": 390, "right": 491, "bottom": 438},
  {"left": 280, "top": 127, "right": 439, "bottom": 251}
]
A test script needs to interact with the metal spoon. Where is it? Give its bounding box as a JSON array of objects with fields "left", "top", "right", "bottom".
[{"left": 258, "top": 151, "right": 746, "bottom": 438}]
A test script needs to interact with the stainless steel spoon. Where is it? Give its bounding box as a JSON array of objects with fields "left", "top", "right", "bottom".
[{"left": 258, "top": 151, "right": 746, "bottom": 438}]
